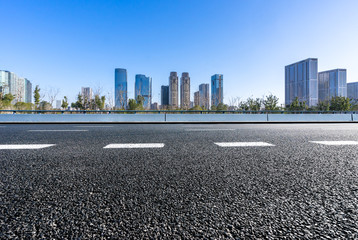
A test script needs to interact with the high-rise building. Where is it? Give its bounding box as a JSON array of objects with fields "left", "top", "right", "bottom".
[
  {"left": 318, "top": 69, "right": 347, "bottom": 102},
  {"left": 211, "top": 74, "right": 223, "bottom": 106},
  {"left": 194, "top": 91, "right": 200, "bottom": 106},
  {"left": 285, "top": 58, "right": 318, "bottom": 107},
  {"left": 169, "top": 72, "right": 178, "bottom": 108},
  {"left": 199, "top": 83, "right": 210, "bottom": 109},
  {"left": 0, "top": 70, "right": 32, "bottom": 103},
  {"left": 161, "top": 85, "right": 169, "bottom": 108},
  {"left": 81, "top": 87, "right": 93, "bottom": 101},
  {"left": 348, "top": 82, "right": 358, "bottom": 100},
  {"left": 180, "top": 72, "right": 190, "bottom": 109},
  {"left": 25, "top": 79, "right": 32, "bottom": 103},
  {"left": 135, "top": 74, "right": 152, "bottom": 109},
  {"left": 115, "top": 68, "right": 128, "bottom": 109}
]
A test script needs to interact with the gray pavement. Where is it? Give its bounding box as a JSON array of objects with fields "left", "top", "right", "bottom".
[{"left": 1, "top": 124, "right": 358, "bottom": 239}]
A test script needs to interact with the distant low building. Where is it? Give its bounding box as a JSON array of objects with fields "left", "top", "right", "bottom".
[
  {"left": 151, "top": 102, "right": 159, "bottom": 110},
  {"left": 56, "top": 100, "right": 62, "bottom": 109},
  {"left": 348, "top": 82, "right": 358, "bottom": 100}
]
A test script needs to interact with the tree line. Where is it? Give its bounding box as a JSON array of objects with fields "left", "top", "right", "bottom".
[{"left": 1, "top": 86, "right": 358, "bottom": 111}]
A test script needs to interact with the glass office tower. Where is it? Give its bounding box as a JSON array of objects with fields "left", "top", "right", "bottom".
[
  {"left": 348, "top": 82, "right": 358, "bottom": 100},
  {"left": 318, "top": 69, "right": 347, "bottom": 102},
  {"left": 169, "top": 72, "right": 179, "bottom": 108},
  {"left": 180, "top": 72, "right": 190, "bottom": 109},
  {"left": 211, "top": 74, "right": 223, "bottom": 106},
  {"left": 25, "top": 79, "right": 32, "bottom": 103},
  {"left": 135, "top": 74, "right": 152, "bottom": 109},
  {"left": 199, "top": 83, "right": 210, "bottom": 109},
  {"left": 115, "top": 68, "right": 128, "bottom": 109},
  {"left": 194, "top": 91, "right": 200, "bottom": 106},
  {"left": 285, "top": 58, "right": 318, "bottom": 107},
  {"left": 161, "top": 85, "right": 169, "bottom": 107}
]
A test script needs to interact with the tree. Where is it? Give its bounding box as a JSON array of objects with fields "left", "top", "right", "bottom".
[
  {"left": 39, "top": 101, "right": 52, "bottom": 110},
  {"left": 73, "top": 93, "right": 84, "bottom": 110},
  {"left": 0, "top": 93, "right": 15, "bottom": 109},
  {"left": 317, "top": 101, "right": 330, "bottom": 111},
  {"left": 128, "top": 99, "right": 137, "bottom": 110},
  {"left": 34, "top": 85, "right": 41, "bottom": 108},
  {"left": 247, "top": 97, "right": 262, "bottom": 111},
  {"left": 15, "top": 102, "right": 33, "bottom": 110},
  {"left": 47, "top": 87, "right": 60, "bottom": 107},
  {"left": 287, "top": 97, "right": 307, "bottom": 111},
  {"left": 61, "top": 96, "right": 69, "bottom": 109},
  {"left": 329, "top": 96, "right": 351, "bottom": 111},
  {"left": 135, "top": 95, "right": 145, "bottom": 110},
  {"left": 216, "top": 102, "right": 228, "bottom": 111},
  {"left": 263, "top": 94, "right": 279, "bottom": 111}
]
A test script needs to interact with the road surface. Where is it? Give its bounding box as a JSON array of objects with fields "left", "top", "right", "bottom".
[{"left": 1, "top": 124, "right": 358, "bottom": 238}]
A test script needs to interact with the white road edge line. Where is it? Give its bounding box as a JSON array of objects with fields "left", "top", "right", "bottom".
[
  {"left": 185, "top": 129, "right": 235, "bottom": 131},
  {"left": 75, "top": 126, "right": 113, "bottom": 127},
  {"left": 310, "top": 141, "right": 358, "bottom": 145},
  {"left": 104, "top": 143, "right": 165, "bottom": 149},
  {"left": 28, "top": 130, "right": 88, "bottom": 132},
  {"left": 215, "top": 142, "right": 275, "bottom": 147},
  {"left": 0, "top": 144, "right": 56, "bottom": 149}
]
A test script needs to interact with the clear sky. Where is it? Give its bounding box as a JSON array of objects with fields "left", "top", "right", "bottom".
[{"left": 1, "top": 0, "right": 358, "bottom": 105}]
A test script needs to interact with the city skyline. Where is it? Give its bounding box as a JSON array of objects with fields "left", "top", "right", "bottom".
[{"left": 1, "top": 0, "right": 358, "bottom": 105}]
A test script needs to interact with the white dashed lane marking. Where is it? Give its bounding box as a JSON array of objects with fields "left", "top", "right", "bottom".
[
  {"left": 0, "top": 144, "right": 56, "bottom": 149},
  {"left": 104, "top": 143, "right": 165, "bottom": 149},
  {"left": 310, "top": 141, "right": 358, "bottom": 145},
  {"left": 28, "top": 130, "right": 88, "bottom": 132},
  {"left": 215, "top": 142, "right": 275, "bottom": 147}
]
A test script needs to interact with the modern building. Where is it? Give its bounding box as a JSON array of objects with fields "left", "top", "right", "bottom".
[
  {"left": 135, "top": 74, "right": 152, "bottom": 109},
  {"left": 318, "top": 69, "right": 347, "bottom": 102},
  {"left": 151, "top": 102, "right": 159, "bottom": 110},
  {"left": 0, "top": 70, "right": 32, "bottom": 103},
  {"left": 81, "top": 87, "right": 93, "bottom": 101},
  {"left": 169, "top": 72, "right": 179, "bottom": 108},
  {"left": 348, "top": 82, "right": 358, "bottom": 100},
  {"left": 115, "top": 68, "right": 128, "bottom": 109},
  {"left": 199, "top": 83, "right": 210, "bottom": 109},
  {"left": 56, "top": 100, "right": 62, "bottom": 109},
  {"left": 25, "top": 79, "right": 32, "bottom": 103},
  {"left": 194, "top": 91, "right": 200, "bottom": 106},
  {"left": 211, "top": 74, "right": 223, "bottom": 106},
  {"left": 161, "top": 85, "right": 169, "bottom": 108},
  {"left": 285, "top": 58, "right": 318, "bottom": 107},
  {"left": 180, "top": 72, "right": 190, "bottom": 109}
]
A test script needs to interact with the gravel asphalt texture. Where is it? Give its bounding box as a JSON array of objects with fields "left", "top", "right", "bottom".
[{"left": 1, "top": 123, "right": 358, "bottom": 239}]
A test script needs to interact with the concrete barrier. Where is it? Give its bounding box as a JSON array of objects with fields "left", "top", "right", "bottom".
[
  {"left": 165, "top": 114, "right": 267, "bottom": 122},
  {"left": 353, "top": 114, "right": 358, "bottom": 122},
  {"left": 0, "top": 113, "right": 356, "bottom": 123},
  {"left": 268, "top": 114, "right": 353, "bottom": 122},
  {"left": 0, "top": 114, "right": 165, "bottom": 123}
]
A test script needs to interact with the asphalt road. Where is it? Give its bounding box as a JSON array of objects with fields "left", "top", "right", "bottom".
[{"left": 1, "top": 123, "right": 358, "bottom": 239}]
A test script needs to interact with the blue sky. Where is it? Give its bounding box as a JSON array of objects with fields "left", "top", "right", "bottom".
[{"left": 1, "top": 0, "right": 358, "bottom": 105}]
